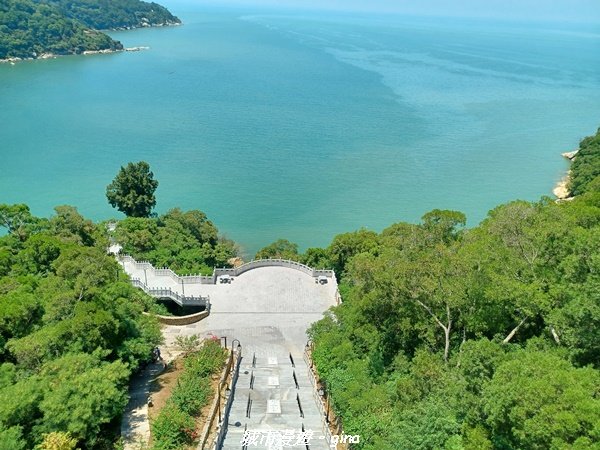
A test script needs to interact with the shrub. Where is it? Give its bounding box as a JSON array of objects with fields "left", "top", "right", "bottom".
[
  {"left": 150, "top": 404, "right": 195, "bottom": 449},
  {"left": 174, "top": 335, "right": 202, "bottom": 356},
  {"left": 37, "top": 431, "right": 78, "bottom": 450},
  {"left": 184, "top": 341, "right": 227, "bottom": 378},
  {"left": 169, "top": 374, "right": 211, "bottom": 417}
]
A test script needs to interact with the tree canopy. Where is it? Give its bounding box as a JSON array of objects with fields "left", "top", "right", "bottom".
[
  {"left": 41, "top": 0, "right": 180, "bottom": 30},
  {"left": 106, "top": 161, "right": 159, "bottom": 218},
  {"left": 255, "top": 239, "right": 299, "bottom": 260},
  {"left": 0, "top": 204, "right": 162, "bottom": 449},
  {"left": 114, "top": 207, "right": 237, "bottom": 274},
  {"left": 305, "top": 189, "right": 600, "bottom": 448},
  {"left": 569, "top": 128, "right": 600, "bottom": 196}
]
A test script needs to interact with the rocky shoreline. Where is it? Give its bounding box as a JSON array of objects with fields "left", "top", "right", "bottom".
[
  {"left": 0, "top": 46, "right": 150, "bottom": 64},
  {"left": 0, "top": 19, "right": 180, "bottom": 65},
  {"left": 554, "top": 149, "right": 579, "bottom": 200},
  {"left": 106, "top": 20, "right": 181, "bottom": 31}
]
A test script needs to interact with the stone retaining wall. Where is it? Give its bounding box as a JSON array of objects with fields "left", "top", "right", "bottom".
[{"left": 142, "top": 310, "right": 209, "bottom": 325}]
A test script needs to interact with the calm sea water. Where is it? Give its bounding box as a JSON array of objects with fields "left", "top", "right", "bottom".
[{"left": 1, "top": 7, "right": 600, "bottom": 255}]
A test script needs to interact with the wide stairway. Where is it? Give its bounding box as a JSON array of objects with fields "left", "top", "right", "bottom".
[{"left": 221, "top": 349, "right": 330, "bottom": 450}]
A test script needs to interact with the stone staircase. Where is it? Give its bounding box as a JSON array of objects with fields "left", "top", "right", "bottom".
[{"left": 220, "top": 350, "right": 330, "bottom": 450}]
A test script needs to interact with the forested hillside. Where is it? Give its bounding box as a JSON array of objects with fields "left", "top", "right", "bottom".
[
  {"left": 40, "top": 0, "right": 180, "bottom": 30},
  {"left": 0, "top": 0, "right": 121, "bottom": 59},
  {"left": 0, "top": 205, "right": 163, "bottom": 448},
  {"left": 0, "top": 0, "right": 179, "bottom": 60},
  {"left": 570, "top": 127, "right": 600, "bottom": 196},
  {"left": 257, "top": 128, "right": 600, "bottom": 449}
]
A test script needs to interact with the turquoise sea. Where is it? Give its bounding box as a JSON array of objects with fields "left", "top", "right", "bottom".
[{"left": 1, "top": 6, "right": 600, "bottom": 255}]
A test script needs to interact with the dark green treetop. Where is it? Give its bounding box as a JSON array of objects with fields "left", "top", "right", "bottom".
[
  {"left": 106, "top": 161, "right": 159, "bottom": 218},
  {"left": 255, "top": 239, "right": 299, "bottom": 260},
  {"left": 40, "top": 0, "right": 181, "bottom": 30}
]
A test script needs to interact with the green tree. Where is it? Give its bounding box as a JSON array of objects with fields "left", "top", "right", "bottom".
[
  {"left": 569, "top": 128, "right": 600, "bottom": 196},
  {"left": 0, "top": 204, "right": 42, "bottom": 241},
  {"left": 301, "top": 247, "right": 330, "bottom": 268},
  {"left": 326, "top": 228, "right": 379, "bottom": 276},
  {"left": 421, "top": 209, "right": 467, "bottom": 244},
  {"left": 49, "top": 206, "right": 96, "bottom": 246},
  {"left": 483, "top": 350, "right": 600, "bottom": 449},
  {"left": 115, "top": 210, "right": 236, "bottom": 275},
  {"left": 0, "top": 425, "right": 26, "bottom": 450},
  {"left": 255, "top": 239, "right": 299, "bottom": 260},
  {"left": 36, "top": 354, "right": 130, "bottom": 445},
  {"left": 106, "top": 161, "right": 159, "bottom": 218}
]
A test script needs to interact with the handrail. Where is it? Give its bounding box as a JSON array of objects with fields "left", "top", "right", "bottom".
[
  {"left": 304, "top": 346, "right": 338, "bottom": 447},
  {"left": 301, "top": 423, "right": 310, "bottom": 450},
  {"left": 245, "top": 393, "right": 252, "bottom": 419},
  {"left": 242, "top": 423, "right": 248, "bottom": 450},
  {"left": 119, "top": 254, "right": 336, "bottom": 285},
  {"left": 296, "top": 393, "right": 304, "bottom": 418},
  {"left": 129, "top": 278, "right": 210, "bottom": 307},
  {"left": 213, "top": 346, "right": 242, "bottom": 450},
  {"left": 118, "top": 254, "right": 339, "bottom": 310}
]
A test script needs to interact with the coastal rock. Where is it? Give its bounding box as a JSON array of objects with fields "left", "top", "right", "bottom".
[
  {"left": 82, "top": 49, "right": 121, "bottom": 55},
  {"left": 0, "top": 57, "right": 22, "bottom": 64},
  {"left": 553, "top": 171, "right": 572, "bottom": 200},
  {"left": 228, "top": 257, "right": 244, "bottom": 268}
]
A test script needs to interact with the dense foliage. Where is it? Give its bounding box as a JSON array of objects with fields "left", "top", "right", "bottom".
[
  {"left": 41, "top": 0, "right": 181, "bottom": 30},
  {"left": 106, "top": 161, "right": 159, "bottom": 218},
  {"left": 115, "top": 208, "right": 238, "bottom": 274},
  {"left": 0, "top": 204, "right": 163, "bottom": 449},
  {"left": 151, "top": 340, "right": 227, "bottom": 449},
  {"left": 255, "top": 238, "right": 299, "bottom": 260},
  {"left": 257, "top": 129, "right": 600, "bottom": 449},
  {"left": 1, "top": 0, "right": 179, "bottom": 60},
  {"left": 569, "top": 128, "right": 600, "bottom": 196},
  {"left": 0, "top": 0, "right": 121, "bottom": 59}
]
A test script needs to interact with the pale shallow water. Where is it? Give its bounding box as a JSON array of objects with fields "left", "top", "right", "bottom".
[{"left": 1, "top": 7, "right": 599, "bottom": 255}]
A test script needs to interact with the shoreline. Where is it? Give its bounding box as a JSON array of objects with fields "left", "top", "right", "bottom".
[
  {"left": 0, "top": 21, "right": 180, "bottom": 65},
  {"left": 102, "top": 21, "right": 181, "bottom": 32},
  {"left": 553, "top": 171, "right": 571, "bottom": 200},
  {"left": 553, "top": 149, "right": 579, "bottom": 201},
  {"left": 0, "top": 46, "right": 150, "bottom": 64}
]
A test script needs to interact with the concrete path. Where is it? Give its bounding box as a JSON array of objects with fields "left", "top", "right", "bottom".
[
  {"left": 120, "top": 362, "right": 163, "bottom": 449},
  {"left": 120, "top": 351, "right": 180, "bottom": 449},
  {"left": 121, "top": 264, "right": 337, "bottom": 450}
]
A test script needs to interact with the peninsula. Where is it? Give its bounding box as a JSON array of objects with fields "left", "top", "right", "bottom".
[{"left": 0, "top": 0, "right": 180, "bottom": 61}]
